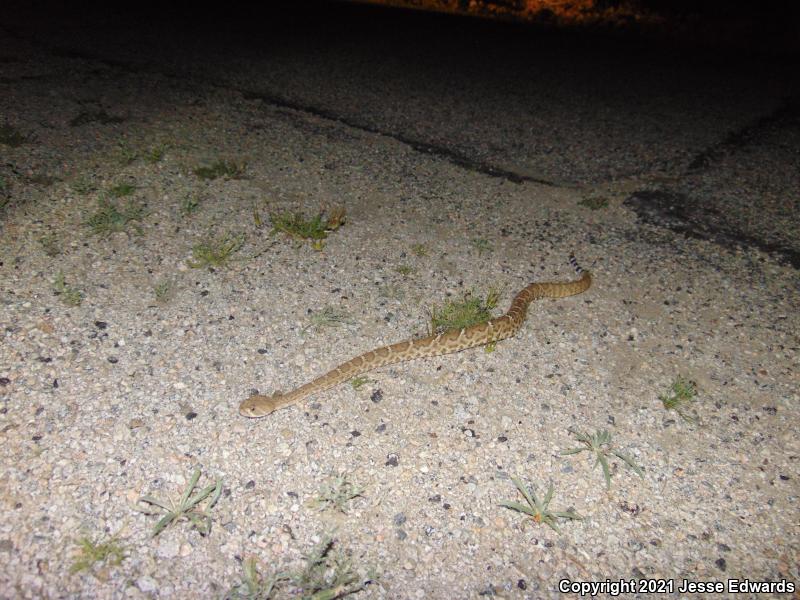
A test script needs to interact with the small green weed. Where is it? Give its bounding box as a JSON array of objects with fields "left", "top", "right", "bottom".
[
  {"left": 39, "top": 233, "right": 61, "bottom": 257},
  {"left": 310, "top": 474, "right": 365, "bottom": 514},
  {"left": 350, "top": 376, "right": 370, "bottom": 390},
  {"left": 85, "top": 197, "right": 146, "bottom": 236},
  {"left": 70, "top": 535, "right": 126, "bottom": 574},
  {"left": 194, "top": 160, "right": 246, "bottom": 180},
  {"left": 153, "top": 278, "right": 174, "bottom": 303},
  {"left": 377, "top": 284, "right": 405, "bottom": 301},
  {"left": 291, "top": 536, "right": 373, "bottom": 600},
  {"left": 270, "top": 207, "right": 345, "bottom": 244},
  {"left": 188, "top": 232, "right": 245, "bottom": 268},
  {"left": 579, "top": 196, "right": 610, "bottom": 210},
  {"left": 180, "top": 194, "right": 202, "bottom": 216},
  {"left": 108, "top": 182, "right": 136, "bottom": 198},
  {"left": 144, "top": 144, "right": 168, "bottom": 163},
  {"left": 303, "top": 306, "right": 354, "bottom": 333},
  {"left": 0, "top": 122, "right": 35, "bottom": 147},
  {"left": 115, "top": 142, "right": 138, "bottom": 165},
  {"left": 53, "top": 272, "right": 83, "bottom": 306},
  {"left": 560, "top": 427, "right": 644, "bottom": 489},
  {"left": 226, "top": 556, "right": 282, "bottom": 600},
  {"left": 395, "top": 265, "right": 415, "bottom": 277},
  {"left": 659, "top": 375, "right": 698, "bottom": 421},
  {"left": 471, "top": 238, "right": 493, "bottom": 256},
  {"left": 70, "top": 176, "right": 97, "bottom": 196},
  {"left": 411, "top": 244, "right": 428, "bottom": 257},
  {"left": 499, "top": 477, "right": 582, "bottom": 533},
  {"left": 135, "top": 469, "right": 222, "bottom": 537},
  {"left": 429, "top": 289, "right": 499, "bottom": 335},
  {"left": 226, "top": 536, "right": 374, "bottom": 600}
]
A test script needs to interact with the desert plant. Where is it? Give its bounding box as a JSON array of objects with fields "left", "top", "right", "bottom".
[
  {"left": 429, "top": 289, "right": 499, "bottom": 334},
  {"left": 85, "top": 197, "right": 146, "bottom": 236},
  {"left": 108, "top": 182, "right": 136, "bottom": 198},
  {"left": 410, "top": 244, "right": 428, "bottom": 257},
  {"left": 560, "top": 427, "right": 644, "bottom": 489},
  {"left": 659, "top": 375, "right": 698, "bottom": 421},
  {"left": 302, "top": 306, "right": 354, "bottom": 334},
  {"left": 135, "top": 469, "right": 222, "bottom": 536},
  {"left": 310, "top": 474, "right": 365, "bottom": 514},
  {"left": 194, "top": 160, "right": 246, "bottom": 180},
  {"left": 188, "top": 232, "right": 245, "bottom": 268},
  {"left": 579, "top": 196, "right": 609, "bottom": 210},
  {"left": 269, "top": 207, "right": 345, "bottom": 245},
  {"left": 350, "top": 376, "right": 370, "bottom": 390},
  {"left": 53, "top": 272, "right": 83, "bottom": 306},
  {"left": 70, "top": 535, "right": 125, "bottom": 574},
  {"left": 470, "top": 238, "right": 493, "bottom": 255},
  {"left": 226, "top": 536, "right": 375, "bottom": 600},
  {"left": 499, "top": 477, "right": 582, "bottom": 533}
]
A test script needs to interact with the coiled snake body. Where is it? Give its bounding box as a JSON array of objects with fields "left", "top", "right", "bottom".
[{"left": 240, "top": 256, "right": 591, "bottom": 418}]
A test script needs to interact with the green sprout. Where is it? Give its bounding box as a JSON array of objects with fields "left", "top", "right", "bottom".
[
  {"left": 70, "top": 176, "right": 97, "bottom": 195},
  {"left": 410, "top": 244, "right": 428, "bottom": 257},
  {"left": 85, "top": 197, "right": 146, "bottom": 236},
  {"left": 579, "top": 196, "right": 609, "bottom": 210},
  {"left": 153, "top": 278, "right": 174, "bottom": 303},
  {"left": 226, "top": 536, "right": 375, "bottom": 600},
  {"left": 252, "top": 204, "right": 263, "bottom": 228},
  {"left": 310, "top": 474, "right": 365, "bottom": 514},
  {"left": 225, "top": 556, "right": 283, "bottom": 600},
  {"left": 429, "top": 289, "right": 499, "bottom": 335},
  {"left": 144, "top": 144, "right": 168, "bottom": 163},
  {"left": 53, "top": 272, "right": 83, "bottom": 306},
  {"left": 302, "top": 306, "right": 354, "bottom": 334},
  {"left": 108, "top": 182, "right": 136, "bottom": 198},
  {"left": 39, "top": 233, "right": 61, "bottom": 257},
  {"left": 350, "top": 376, "right": 370, "bottom": 390},
  {"left": 395, "top": 265, "right": 415, "bottom": 277},
  {"left": 659, "top": 375, "right": 698, "bottom": 421},
  {"left": 292, "top": 536, "right": 374, "bottom": 600},
  {"left": 180, "top": 194, "right": 201, "bottom": 216},
  {"left": 560, "top": 427, "right": 644, "bottom": 489},
  {"left": 188, "top": 232, "right": 245, "bottom": 268},
  {"left": 470, "top": 238, "right": 493, "bottom": 255},
  {"left": 135, "top": 469, "right": 222, "bottom": 537},
  {"left": 269, "top": 207, "right": 345, "bottom": 247},
  {"left": 194, "top": 160, "right": 246, "bottom": 180},
  {"left": 499, "top": 477, "right": 582, "bottom": 533},
  {"left": 70, "top": 536, "right": 126, "bottom": 574}
]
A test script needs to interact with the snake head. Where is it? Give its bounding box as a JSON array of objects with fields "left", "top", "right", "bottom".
[{"left": 239, "top": 391, "right": 283, "bottom": 418}]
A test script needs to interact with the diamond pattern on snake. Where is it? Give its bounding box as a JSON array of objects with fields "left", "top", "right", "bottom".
[{"left": 240, "top": 255, "right": 591, "bottom": 418}]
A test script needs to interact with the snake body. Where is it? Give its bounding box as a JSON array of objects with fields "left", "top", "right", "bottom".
[{"left": 240, "top": 256, "right": 591, "bottom": 418}]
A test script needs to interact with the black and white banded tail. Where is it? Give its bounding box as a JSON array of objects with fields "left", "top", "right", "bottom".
[{"left": 569, "top": 254, "right": 584, "bottom": 275}]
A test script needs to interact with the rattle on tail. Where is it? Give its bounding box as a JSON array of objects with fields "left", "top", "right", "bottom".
[{"left": 240, "top": 255, "right": 591, "bottom": 418}]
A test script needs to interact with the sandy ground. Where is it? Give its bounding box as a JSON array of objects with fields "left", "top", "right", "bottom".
[{"left": 1, "top": 4, "right": 798, "bottom": 599}]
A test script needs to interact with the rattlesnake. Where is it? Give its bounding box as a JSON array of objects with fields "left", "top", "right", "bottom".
[{"left": 240, "top": 256, "right": 591, "bottom": 418}]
